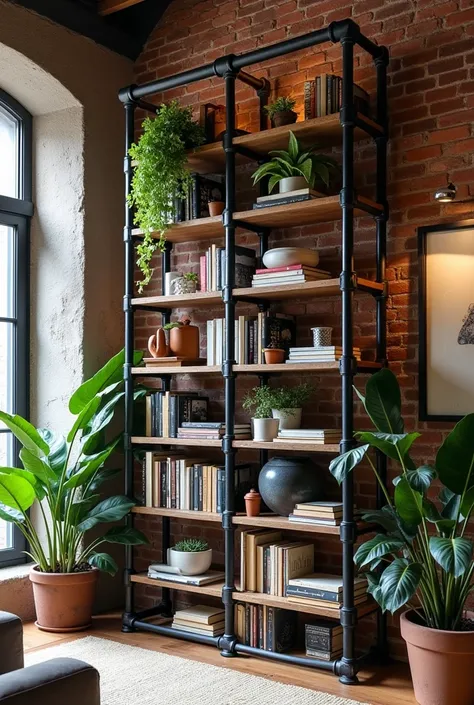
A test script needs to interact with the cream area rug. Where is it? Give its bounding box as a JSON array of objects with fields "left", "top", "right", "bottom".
[{"left": 25, "top": 636, "right": 369, "bottom": 705}]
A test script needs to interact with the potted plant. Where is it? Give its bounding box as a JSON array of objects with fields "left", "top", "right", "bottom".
[
  {"left": 263, "top": 345, "right": 285, "bottom": 364},
  {"left": 168, "top": 538, "right": 212, "bottom": 575},
  {"left": 243, "top": 386, "right": 279, "bottom": 442},
  {"left": 329, "top": 368, "right": 474, "bottom": 705},
  {"left": 251, "top": 131, "right": 339, "bottom": 195},
  {"left": 0, "top": 349, "right": 148, "bottom": 633},
  {"left": 163, "top": 315, "right": 199, "bottom": 359},
  {"left": 208, "top": 198, "right": 225, "bottom": 217},
  {"left": 264, "top": 96, "right": 298, "bottom": 127},
  {"left": 170, "top": 271, "right": 199, "bottom": 295},
  {"left": 128, "top": 100, "right": 205, "bottom": 292},
  {"left": 270, "top": 383, "right": 314, "bottom": 430}
]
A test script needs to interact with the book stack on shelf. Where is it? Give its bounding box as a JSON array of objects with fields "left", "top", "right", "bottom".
[
  {"left": 251, "top": 264, "right": 331, "bottom": 288},
  {"left": 305, "top": 620, "right": 343, "bottom": 661},
  {"left": 147, "top": 563, "right": 225, "bottom": 586},
  {"left": 275, "top": 429, "right": 341, "bottom": 445},
  {"left": 287, "top": 574, "right": 368, "bottom": 611},
  {"left": 252, "top": 187, "right": 326, "bottom": 210},
  {"left": 286, "top": 346, "right": 361, "bottom": 364},
  {"left": 303, "top": 73, "right": 370, "bottom": 120},
  {"left": 175, "top": 173, "right": 224, "bottom": 222},
  {"left": 200, "top": 244, "right": 256, "bottom": 292},
  {"left": 145, "top": 392, "right": 208, "bottom": 438},
  {"left": 177, "top": 421, "right": 251, "bottom": 441},
  {"left": 235, "top": 603, "right": 297, "bottom": 652},
  {"left": 172, "top": 605, "right": 225, "bottom": 638},
  {"left": 288, "top": 502, "right": 343, "bottom": 527}
]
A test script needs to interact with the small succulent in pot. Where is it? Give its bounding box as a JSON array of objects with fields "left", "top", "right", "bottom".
[
  {"left": 170, "top": 271, "right": 199, "bottom": 295},
  {"left": 169, "top": 538, "right": 212, "bottom": 575},
  {"left": 264, "top": 96, "right": 298, "bottom": 127},
  {"left": 174, "top": 538, "right": 209, "bottom": 552}
]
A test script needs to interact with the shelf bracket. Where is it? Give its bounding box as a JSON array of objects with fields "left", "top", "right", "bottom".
[{"left": 218, "top": 632, "right": 237, "bottom": 657}]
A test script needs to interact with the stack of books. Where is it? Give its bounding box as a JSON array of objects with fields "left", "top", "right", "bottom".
[
  {"left": 235, "top": 603, "right": 297, "bottom": 652},
  {"left": 286, "top": 346, "right": 361, "bottom": 364},
  {"left": 177, "top": 421, "right": 251, "bottom": 441},
  {"left": 251, "top": 264, "right": 331, "bottom": 288},
  {"left": 174, "top": 173, "right": 224, "bottom": 221},
  {"left": 287, "top": 573, "right": 368, "bottom": 611},
  {"left": 200, "top": 244, "right": 256, "bottom": 291},
  {"left": 252, "top": 187, "right": 325, "bottom": 210},
  {"left": 172, "top": 605, "right": 225, "bottom": 637},
  {"left": 303, "top": 73, "right": 370, "bottom": 120},
  {"left": 145, "top": 391, "right": 208, "bottom": 438},
  {"left": 275, "top": 429, "right": 341, "bottom": 445},
  {"left": 305, "top": 620, "right": 343, "bottom": 661},
  {"left": 289, "top": 501, "right": 343, "bottom": 527},
  {"left": 147, "top": 564, "right": 225, "bottom": 586}
]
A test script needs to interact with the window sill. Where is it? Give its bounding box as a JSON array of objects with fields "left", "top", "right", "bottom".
[
  {"left": 0, "top": 563, "right": 36, "bottom": 621},
  {"left": 0, "top": 562, "right": 33, "bottom": 583}
]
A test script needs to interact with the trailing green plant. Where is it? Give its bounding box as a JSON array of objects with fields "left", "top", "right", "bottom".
[
  {"left": 0, "top": 349, "right": 148, "bottom": 575},
  {"left": 243, "top": 385, "right": 275, "bottom": 419},
  {"left": 183, "top": 272, "right": 198, "bottom": 283},
  {"left": 251, "top": 131, "right": 340, "bottom": 194},
  {"left": 264, "top": 96, "right": 296, "bottom": 119},
  {"left": 270, "top": 383, "right": 314, "bottom": 411},
  {"left": 128, "top": 100, "right": 205, "bottom": 292},
  {"left": 174, "top": 538, "right": 209, "bottom": 552},
  {"left": 329, "top": 367, "right": 474, "bottom": 631}
]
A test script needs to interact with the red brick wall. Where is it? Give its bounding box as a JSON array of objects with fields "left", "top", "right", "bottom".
[{"left": 131, "top": 0, "right": 474, "bottom": 659}]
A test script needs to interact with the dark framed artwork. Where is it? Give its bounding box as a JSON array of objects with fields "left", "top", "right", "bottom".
[{"left": 418, "top": 220, "right": 474, "bottom": 421}]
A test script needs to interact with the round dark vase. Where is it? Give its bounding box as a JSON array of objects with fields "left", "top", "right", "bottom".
[{"left": 258, "top": 456, "right": 324, "bottom": 517}]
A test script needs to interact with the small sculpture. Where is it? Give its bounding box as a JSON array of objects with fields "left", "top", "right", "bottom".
[{"left": 147, "top": 315, "right": 200, "bottom": 360}]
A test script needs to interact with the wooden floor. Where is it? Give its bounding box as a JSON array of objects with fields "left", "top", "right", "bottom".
[{"left": 24, "top": 614, "right": 416, "bottom": 705}]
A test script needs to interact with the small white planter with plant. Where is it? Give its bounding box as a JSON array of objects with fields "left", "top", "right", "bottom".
[
  {"left": 243, "top": 386, "right": 279, "bottom": 442},
  {"left": 270, "top": 383, "right": 314, "bottom": 430},
  {"left": 168, "top": 538, "right": 212, "bottom": 575}
]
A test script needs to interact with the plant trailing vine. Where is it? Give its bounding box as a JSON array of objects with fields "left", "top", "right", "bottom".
[{"left": 128, "top": 100, "right": 204, "bottom": 292}]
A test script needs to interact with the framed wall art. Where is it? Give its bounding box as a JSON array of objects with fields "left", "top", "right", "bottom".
[{"left": 418, "top": 220, "right": 474, "bottom": 421}]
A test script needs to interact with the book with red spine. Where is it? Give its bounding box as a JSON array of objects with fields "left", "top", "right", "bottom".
[{"left": 199, "top": 255, "right": 207, "bottom": 292}]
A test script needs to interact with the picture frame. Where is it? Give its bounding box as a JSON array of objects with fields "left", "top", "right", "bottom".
[{"left": 418, "top": 220, "right": 474, "bottom": 421}]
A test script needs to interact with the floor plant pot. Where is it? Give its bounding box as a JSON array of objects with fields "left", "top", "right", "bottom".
[
  {"left": 272, "top": 407, "right": 302, "bottom": 430},
  {"left": 279, "top": 176, "right": 307, "bottom": 193},
  {"left": 272, "top": 110, "right": 297, "bottom": 127},
  {"left": 252, "top": 417, "right": 279, "bottom": 442},
  {"left": 168, "top": 548, "right": 212, "bottom": 575},
  {"left": 258, "top": 456, "right": 324, "bottom": 516},
  {"left": 400, "top": 610, "right": 474, "bottom": 705},
  {"left": 30, "top": 566, "right": 99, "bottom": 633}
]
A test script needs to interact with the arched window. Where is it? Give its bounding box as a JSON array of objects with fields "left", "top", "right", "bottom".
[{"left": 0, "top": 89, "right": 32, "bottom": 566}]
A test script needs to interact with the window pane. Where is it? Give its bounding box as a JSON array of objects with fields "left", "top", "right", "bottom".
[
  {"left": 0, "top": 225, "right": 15, "bottom": 317},
  {"left": 0, "top": 322, "right": 14, "bottom": 420},
  {"left": 0, "top": 433, "right": 13, "bottom": 551},
  {"left": 0, "top": 105, "right": 18, "bottom": 198}
]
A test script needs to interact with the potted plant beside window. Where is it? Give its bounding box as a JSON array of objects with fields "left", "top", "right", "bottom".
[
  {"left": 270, "top": 383, "right": 314, "bottom": 430},
  {"left": 329, "top": 368, "right": 474, "bottom": 705},
  {"left": 264, "top": 96, "right": 298, "bottom": 127},
  {"left": 243, "top": 386, "right": 279, "bottom": 442}
]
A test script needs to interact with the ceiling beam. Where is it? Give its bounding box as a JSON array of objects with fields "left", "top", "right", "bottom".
[{"left": 99, "top": 0, "right": 146, "bottom": 15}]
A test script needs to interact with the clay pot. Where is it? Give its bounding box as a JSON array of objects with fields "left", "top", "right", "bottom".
[
  {"left": 400, "top": 610, "right": 474, "bottom": 705},
  {"left": 169, "top": 320, "right": 199, "bottom": 359},
  {"left": 244, "top": 488, "right": 261, "bottom": 517},
  {"left": 208, "top": 201, "right": 225, "bottom": 217},
  {"left": 30, "top": 566, "right": 99, "bottom": 633},
  {"left": 264, "top": 348, "right": 285, "bottom": 364},
  {"left": 148, "top": 328, "right": 168, "bottom": 358},
  {"left": 272, "top": 110, "right": 298, "bottom": 127}
]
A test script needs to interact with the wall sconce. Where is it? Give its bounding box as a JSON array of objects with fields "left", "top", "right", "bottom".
[{"left": 434, "top": 182, "right": 457, "bottom": 203}]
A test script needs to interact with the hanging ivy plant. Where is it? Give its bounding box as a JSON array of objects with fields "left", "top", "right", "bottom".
[{"left": 128, "top": 101, "right": 204, "bottom": 292}]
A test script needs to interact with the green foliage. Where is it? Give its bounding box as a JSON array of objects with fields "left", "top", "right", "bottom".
[
  {"left": 174, "top": 538, "right": 209, "bottom": 552},
  {"left": 243, "top": 385, "right": 274, "bottom": 419},
  {"left": 0, "top": 349, "right": 148, "bottom": 575},
  {"left": 251, "top": 131, "right": 340, "bottom": 194},
  {"left": 242, "top": 384, "right": 312, "bottom": 419},
  {"left": 128, "top": 101, "right": 205, "bottom": 292},
  {"left": 264, "top": 96, "right": 297, "bottom": 119},
  {"left": 329, "top": 367, "right": 474, "bottom": 630},
  {"left": 183, "top": 272, "right": 198, "bottom": 282}
]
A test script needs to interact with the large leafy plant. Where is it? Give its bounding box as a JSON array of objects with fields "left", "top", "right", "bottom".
[
  {"left": 128, "top": 100, "right": 204, "bottom": 292},
  {"left": 251, "top": 131, "right": 339, "bottom": 194},
  {"left": 0, "top": 349, "right": 148, "bottom": 575},
  {"left": 329, "top": 368, "right": 474, "bottom": 630}
]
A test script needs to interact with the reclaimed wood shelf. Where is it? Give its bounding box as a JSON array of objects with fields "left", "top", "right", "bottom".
[
  {"left": 132, "top": 506, "right": 222, "bottom": 522},
  {"left": 232, "top": 514, "right": 341, "bottom": 535},
  {"left": 131, "top": 437, "right": 339, "bottom": 452},
  {"left": 131, "top": 573, "right": 224, "bottom": 597},
  {"left": 132, "top": 365, "right": 221, "bottom": 375},
  {"left": 132, "top": 361, "right": 381, "bottom": 376},
  {"left": 132, "top": 436, "right": 222, "bottom": 448}
]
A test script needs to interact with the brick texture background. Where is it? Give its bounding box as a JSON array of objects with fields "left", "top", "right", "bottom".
[{"left": 130, "top": 0, "right": 474, "bottom": 660}]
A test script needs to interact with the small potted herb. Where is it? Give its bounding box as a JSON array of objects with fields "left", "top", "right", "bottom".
[
  {"left": 208, "top": 198, "right": 225, "bottom": 217},
  {"left": 270, "top": 383, "right": 314, "bottom": 430},
  {"left": 243, "top": 386, "right": 279, "bottom": 442},
  {"left": 170, "top": 271, "right": 199, "bottom": 295},
  {"left": 264, "top": 96, "right": 298, "bottom": 127},
  {"left": 168, "top": 538, "right": 212, "bottom": 575}
]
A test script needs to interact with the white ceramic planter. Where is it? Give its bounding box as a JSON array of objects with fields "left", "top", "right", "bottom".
[
  {"left": 168, "top": 548, "right": 212, "bottom": 575},
  {"left": 272, "top": 407, "right": 302, "bottom": 430},
  {"left": 252, "top": 417, "right": 279, "bottom": 442},
  {"left": 279, "top": 176, "right": 307, "bottom": 193}
]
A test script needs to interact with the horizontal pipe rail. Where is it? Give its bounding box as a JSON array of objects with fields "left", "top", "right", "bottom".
[
  {"left": 235, "top": 643, "right": 336, "bottom": 671},
  {"left": 133, "top": 619, "right": 220, "bottom": 646}
]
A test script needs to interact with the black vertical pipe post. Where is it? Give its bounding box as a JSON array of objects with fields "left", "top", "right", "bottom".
[
  {"left": 122, "top": 99, "right": 136, "bottom": 631},
  {"left": 221, "top": 70, "right": 237, "bottom": 656},
  {"left": 257, "top": 78, "right": 270, "bottom": 132},
  {"left": 338, "top": 34, "right": 358, "bottom": 685}
]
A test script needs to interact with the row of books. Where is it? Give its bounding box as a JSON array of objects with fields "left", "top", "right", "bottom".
[
  {"left": 145, "top": 392, "right": 208, "bottom": 438},
  {"left": 235, "top": 603, "right": 297, "bottom": 653},
  {"left": 251, "top": 264, "right": 331, "bottom": 288},
  {"left": 289, "top": 501, "right": 343, "bottom": 527},
  {"left": 303, "top": 74, "right": 370, "bottom": 120},
  {"left": 199, "top": 244, "right": 256, "bottom": 292},
  {"left": 174, "top": 173, "right": 224, "bottom": 222},
  {"left": 207, "top": 311, "right": 295, "bottom": 365},
  {"left": 287, "top": 573, "right": 368, "bottom": 611},
  {"left": 172, "top": 605, "right": 225, "bottom": 638},
  {"left": 276, "top": 429, "right": 341, "bottom": 445},
  {"left": 286, "top": 345, "right": 361, "bottom": 364},
  {"left": 177, "top": 421, "right": 251, "bottom": 440}
]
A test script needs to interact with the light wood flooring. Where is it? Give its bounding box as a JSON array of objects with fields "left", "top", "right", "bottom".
[{"left": 24, "top": 614, "right": 416, "bottom": 705}]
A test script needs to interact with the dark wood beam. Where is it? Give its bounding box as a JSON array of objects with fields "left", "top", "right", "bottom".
[{"left": 99, "top": 0, "right": 146, "bottom": 16}]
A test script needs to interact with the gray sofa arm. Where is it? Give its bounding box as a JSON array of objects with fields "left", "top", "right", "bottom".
[
  {"left": 0, "top": 613, "right": 23, "bottom": 675},
  {"left": 0, "top": 658, "right": 100, "bottom": 705}
]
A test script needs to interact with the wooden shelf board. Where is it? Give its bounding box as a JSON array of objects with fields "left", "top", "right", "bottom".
[
  {"left": 132, "top": 436, "right": 223, "bottom": 448},
  {"left": 233, "top": 439, "right": 340, "bottom": 453},
  {"left": 132, "top": 366, "right": 221, "bottom": 375},
  {"left": 132, "top": 215, "right": 223, "bottom": 244},
  {"left": 233, "top": 514, "right": 340, "bottom": 535},
  {"left": 133, "top": 506, "right": 222, "bottom": 522},
  {"left": 132, "top": 290, "right": 222, "bottom": 309},
  {"left": 131, "top": 573, "right": 224, "bottom": 597},
  {"left": 132, "top": 362, "right": 380, "bottom": 376}
]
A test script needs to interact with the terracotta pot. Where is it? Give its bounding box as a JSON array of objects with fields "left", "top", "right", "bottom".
[
  {"left": 148, "top": 328, "right": 168, "bottom": 358},
  {"left": 244, "top": 488, "right": 261, "bottom": 517},
  {"left": 400, "top": 609, "right": 474, "bottom": 705},
  {"left": 169, "top": 320, "right": 199, "bottom": 359},
  {"left": 272, "top": 110, "right": 298, "bottom": 127},
  {"left": 30, "top": 566, "right": 99, "bottom": 633},
  {"left": 208, "top": 201, "right": 225, "bottom": 217},
  {"left": 264, "top": 348, "right": 285, "bottom": 364}
]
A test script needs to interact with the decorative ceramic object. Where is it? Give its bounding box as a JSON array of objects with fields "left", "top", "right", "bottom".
[
  {"left": 279, "top": 175, "right": 307, "bottom": 193},
  {"left": 311, "top": 326, "right": 333, "bottom": 347},
  {"left": 148, "top": 328, "right": 168, "bottom": 358},
  {"left": 168, "top": 547, "right": 213, "bottom": 576},
  {"left": 252, "top": 417, "right": 279, "bottom": 442},
  {"left": 262, "top": 247, "right": 319, "bottom": 269},
  {"left": 258, "top": 456, "right": 324, "bottom": 517},
  {"left": 169, "top": 317, "right": 199, "bottom": 359},
  {"left": 264, "top": 348, "right": 285, "bottom": 364},
  {"left": 208, "top": 201, "right": 225, "bottom": 217},
  {"left": 244, "top": 488, "right": 262, "bottom": 517},
  {"left": 273, "top": 110, "right": 298, "bottom": 127},
  {"left": 271, "top": 407, "right": 302, "bottom": 430},
  {"left": 170, "top": 276, "right": 197, "bottom": 295},
  {"left": 164, "top": 271, "right": 181, "bottom": 296}
]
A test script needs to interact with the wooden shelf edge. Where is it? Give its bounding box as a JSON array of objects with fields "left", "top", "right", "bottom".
[
  {"left": 131, "top": 437, "right": 339, "bottom": 453},
  {"left": 133, "top": 506, "right": 222, "bottom": 522},
  {"left": 132, "top": 362, "right": 381, "bottom": 376},
  {"left": 132, "top": 366, "right": 221, "bottom": 375}
]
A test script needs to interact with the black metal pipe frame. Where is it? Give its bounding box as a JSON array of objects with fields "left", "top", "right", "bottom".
[{"left": 120, "top": 18, "right": 388, "bottom": 678}]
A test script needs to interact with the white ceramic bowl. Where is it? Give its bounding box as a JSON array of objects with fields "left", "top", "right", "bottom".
[{"left": 262, "top": 247, "right": 319, "bottom": 269}]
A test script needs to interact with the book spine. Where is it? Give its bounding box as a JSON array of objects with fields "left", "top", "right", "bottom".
[
  {"left": 216, "top": 468, "right": 224, "bottom": 513},
  {"left": 245, "top": 605, "right": 251, "bottom": 645},
  {"left": 193, "top": 466, "right": 199, "bottom": 511},
  {"left": 304, "top": 80, "right": 312, "bottom": 120},
  {"left": 258, "top": 605, "right": 264, "bottom": 649},
  {"left": 200, "top": 255, "right": 207, "bottom": 292},
  {"left": 169, "top": 395, "right": 177, "bottom": 439},
  {"left": 198, "top": 466, "right": 203, "bottom": 511},
  {"left": 286, "top": 586, "right": 342, "bottom": 602},
  {"left": 316, "top": 76, "right": 321, "bottom": 117},
  {"left": 253, "top": 195, "right": 312, "bottom": 209},
  {"left": 191, "top": 174, "right": 200, "bottom": 219},
  {"left": 141, "top": 456, "right": 146, "bottom": 506},
  {"left": 267, "top": 607, "right": 274, "bottom": 652},
  {"left": 160, "top": 461, "right": 166, "bottom": 508},
  {"left": 305, "top": 649, "right": 335, "bottom": 661},
  {"left": 328, "top": 74, "right": 333, "bottom": 114}
]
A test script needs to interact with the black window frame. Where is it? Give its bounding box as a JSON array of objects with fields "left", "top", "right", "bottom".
[{"left": 0, "top": 89, "right": 32, "bottom": 567}]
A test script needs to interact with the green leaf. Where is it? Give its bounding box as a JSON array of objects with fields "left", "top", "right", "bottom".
[
  {"left": 362, "top": 506, "right": 399, "bottom": 534},
  {"left": 267, "top": 174, "right": 281, "bottom": 194},
  {"left": 461, "top": 486, "right": 474, "bottom": 519},
  {"left": 429, "top": 536, "right": 473, "bottom": 577},
  {"left": 0, "top": 411, "right": 49, "bottom": 458},
  {"left": 81, "top": 391, "right": 125, "bottom": 455},
  {"left": 77, "top": 496, "right": 135, "bottom": 532},
  {"left": 64, "top": 440, "right": 119, "bottom": 490},
  {"left": 404, "top": 465, "right": 436, "bottom": 493},
  {"left": 354, "top": 534, "right": 405, "bottom": 568},
  {"left": 365, "top": 572, "right": 385, "bottom": 608},
  {"left": 0, "top": 502, "right": 24, "bottom": 523},
  {"left": 288, "top": 130, "right": 299, "bottom": 162},
  {"left": 20, "top": 448, "right": 56, "bottom": 484},
  {"left": 38, "top": 429, "right": 67, "bottom": 476},
  {"left": 88, "top": 467, "right": 121, "bottom": 493},
  {"left": 102, "top": 525, "right": 149, "bottom": 545},
  {"left": 0, "top": 473, "right": 35, "bottom": 512},
  {"left": 436, "top": 414, "right": 474, "bottom": 495},
  {"left": 299, "top": 158, "right": 313, "bottom": 184},
  {"left": 251, "top": 161, "right": 285, "bottom": 184},
  {"left": 69, "top": 495, "right": 101, "bottom": 526},
  {"left": 394, "top": 476, "right": 423, "bottom": 526},
  {"left": 355, "top": 431, "right": 420, "bottom": 461},
  {"left": 67, "top": 395, "right": 102, "bottom": 443},
  {"left": 439, "top": 487, "right": 462, "bottom": 521},
  {"left": 422, "top": 498, "right": 442, "bottom": 523},
  {"left": 435, "top": 519, "right": 456, "bottom": 536},
  {"left": 379, "top": 559, "right": 422, "bottom": 613},
  {"left": 329, "top": 444, "right": 369, "bottom": 484},
  {"left": 88, "top": 552, "right": 118, "bottom": 576},
  {"left": 363, "top": 368, "right": 404, "bottom": 434}
]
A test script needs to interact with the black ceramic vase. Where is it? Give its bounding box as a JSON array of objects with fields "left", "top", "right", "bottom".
[{"left": 258, "top": 456, "right": 324, "bottom": 517}]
